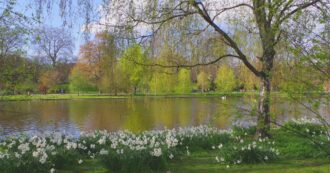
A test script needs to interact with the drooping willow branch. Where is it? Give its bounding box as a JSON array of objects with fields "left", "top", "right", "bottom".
[{"left": 128, "top": 54, "right": 240, "bottom": 69}]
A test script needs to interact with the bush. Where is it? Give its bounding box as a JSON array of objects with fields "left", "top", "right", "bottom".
[
  {"left": 175, "top": 126, "right": 231, "bottom": 151},
  {"left": 232, "top": 126, "right": 256, "bottom": 137},
  {"left": 215, "top": 137, "right": 279, "bottom": 165},
  {"left": 281, "top": 121, "right": 325, "bottom": 136}
]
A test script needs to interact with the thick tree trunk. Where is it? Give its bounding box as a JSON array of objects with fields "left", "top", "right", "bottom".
[
  {"left": 255, "top": 48, "right": 275, "bottom": 138},
  {"left": 256, "top": 75, "right": 271, "bottom": 138}
]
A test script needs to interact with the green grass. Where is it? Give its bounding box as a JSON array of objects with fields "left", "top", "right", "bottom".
[
  {"left": 55, "top": 152, "right": 330, "bottom": 173},
  {"left": 0, "top": 94, "right": 130, "bottom": 101},
  {"left": 0, "top": 92, "right": 285, "bottom": 101},
  {"left": 169, "top": 154, "right": 330, "bottom": 173},
  {"left": 1, "top": 91, "right": 327, "bottom": 101}
]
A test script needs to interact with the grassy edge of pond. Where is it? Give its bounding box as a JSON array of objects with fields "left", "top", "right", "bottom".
[
  {"left": 56, "top": 154, "right": 330, "bottom": 173},
  {"left": 0, "top": 92, "right": 293, "bottom": 101}
]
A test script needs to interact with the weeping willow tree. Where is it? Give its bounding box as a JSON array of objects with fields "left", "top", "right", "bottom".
[{"left": 32, "top": 0, "right": 329, "bottom": 137}]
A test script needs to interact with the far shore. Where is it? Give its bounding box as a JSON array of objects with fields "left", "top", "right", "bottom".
[
  {"left": 0, "top": 92, "right": 254, "bottom": 101},
  {"left": 1, "top": 91, "right": 327, "bottom": 101}
]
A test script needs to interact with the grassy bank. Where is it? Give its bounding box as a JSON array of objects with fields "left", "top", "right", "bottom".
[
  {"left": 169, "top": 155, "right": 330, "bottom": 173},
  {"left": 0, "top": 92, "right": 283, "bottom": 101},
  {"left": 0, "top": 94, "right": 129, "bottom": 101},
  {"left": 57, "top": 154, "right": 330, "bottom": 173},
  {"left": 1, "top": 120, "right": 330, "bottom": 173}
]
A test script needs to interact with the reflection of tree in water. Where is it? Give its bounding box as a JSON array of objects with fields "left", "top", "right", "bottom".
[
  {"left": 1, "top": 97, "right": 328, "bottom": 135},
  {"left": 68, "top": 99, "right": 128, "bottom": 132},
  {"left": 176, "top": 98, "right": 191, "bottom": 127},
  {"left": 0, "top": 100, "right": 74, "bottom": 135},
  {"left": 150, "top": 98, "right": 175, "bottom": 129},
  {"left": 122, "top": 98, "right": 154, "bottom": 133},
  {"left": 210, "top": 97, "right": 241, "bottom": 129}
]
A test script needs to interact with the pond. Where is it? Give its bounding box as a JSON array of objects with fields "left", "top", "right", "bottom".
[{"left": 0, "top": 96, "right": 329, "bottom": 136}]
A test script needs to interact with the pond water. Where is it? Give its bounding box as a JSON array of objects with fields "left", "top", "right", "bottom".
[{"left": 0, "top": 97, "right": 329, "bottom": 136}]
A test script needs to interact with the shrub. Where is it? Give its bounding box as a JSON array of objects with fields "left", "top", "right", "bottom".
[
  {"left": 281, "top": 121, "right": 325, "bottom": 136},
  {"left": 215, "top": 137, "right": 279, "bottom": 165},
  {"left": 176, "top": 126, "right": 232, "bottom": 151},
  {"left": 232, "top": 126, "right": 256, "bottom": 137}
]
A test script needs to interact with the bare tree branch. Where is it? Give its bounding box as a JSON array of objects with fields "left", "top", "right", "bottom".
[
  {"left": 192, "top": 1, "right": 261, "bottom": 77},
  {"left": 129, "top": 54, "right": 240, "bottom": 68}
]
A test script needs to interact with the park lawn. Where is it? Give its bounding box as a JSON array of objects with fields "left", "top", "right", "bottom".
[
  {"left": 168, "top": 152, "right": 330, "bottom": 173},
  {"left": 56, "top": 153, "right": 330, "bottom": 173},
  {"left": 0, "top": 94, "right": 129, "bottom": 101}
]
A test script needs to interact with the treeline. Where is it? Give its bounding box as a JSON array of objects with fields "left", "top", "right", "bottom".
[
  {"left": 68, "top": 32, "right": 327, "bottom": 95},
  {"left": 0, "top": 30, "right": 327, "bottom": 95},
  {"left": 1, "top": 0, "right": 328, "bottom": 96},
  {"left": 0, "top": 54, "right": 72, "bottom": 95}
]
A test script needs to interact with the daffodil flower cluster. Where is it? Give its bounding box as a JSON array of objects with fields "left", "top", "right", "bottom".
[
  {"left": 0, "top": 125, "right": 229, "bottom": 173},
  {"left": 215, "top": 135, "right": 279, "bottom": 165}
]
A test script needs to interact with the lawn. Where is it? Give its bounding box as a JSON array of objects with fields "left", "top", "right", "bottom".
[
  {"left": 168, "top": 153, "right": 330, "bottom": 173},
  {"left": 56, "top": 154, "right": 330, "bottom": 173}
]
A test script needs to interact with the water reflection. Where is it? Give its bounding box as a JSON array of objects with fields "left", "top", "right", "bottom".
[{"left": 0, "top": 97, "right": 328, "bottom": 136}]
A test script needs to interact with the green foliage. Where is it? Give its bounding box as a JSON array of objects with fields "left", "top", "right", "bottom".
[
  {"left": 69, "top": 67, "right": 97, "bottom": 93},
  {"left": 197, "top": 71, "right": 210, "bottom": 92},
  {"left": 99, "top": 147, "right": 167, "bottom": 173},
  {"left": 215, "top": 65, "right": 237, "bottom": 92},
  {"left": 14, "top": 80, "right": 37, "bottom": 93},
  {"left": 175, "top": 69, "right": 193, "bottom": 94},
  {"left": 119, "top": 44, "right": 149, "bottom": 94},
  {"left": 217, "top": 138, "right": 279, "bottom": 164},
  {"left": 232, "top": 126, "right": 257, "bottom": 137},
  {"left": 0, "top": 55, "right": 35, "bottom": 95},
  {"left": 180, "top": 132, "right": 231, "bottom": 152},
  {"left": 0, "top": 154, "right": 52, "bottom": 173},
  {"left": 149, "top": 72, "right": 177, "bottom": 94}
]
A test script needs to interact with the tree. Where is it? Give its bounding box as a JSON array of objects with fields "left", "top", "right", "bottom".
[
  {"left": 237, "top": 63, "right": 260, "bottom": 91},
  {"left": 0, "top": 0, "right": 28, "bottom": 59},
  {"left": 148, "top": 44, "right": 181, "bottom": 94},
  {"left": 0, "top": 55, "right": 36, "bottom": 94},
  {"left": 38, "top": 69, "right": 61, "bottom": 94},
  {"left": 71, "top": 32, "right": 118, "bottom": 94},
  {"left": 215, "top": 65, "right": 237, "bottom": 92},
  {"left": 0, "top": 0, "right": 30, "bottom": 94},
  {"left": 197, "top": 71, "right": 210, "bottom": 93},
  {"left": 69, "top": 65, "right": 96, "bottom": 95},
  {"left": 96, "top": 32, "right": 118, "bottom": 94},
  {"left": 119, "top": 44, "right": 148, "bottom": 94},
  {"left": 34, "top": 27, "right": 74, "bottom": 67},
  {"left": 149, "top": 72, "right": 177, "bottom": 94},
  {"left": 176, "top": 69, "right": 193, "bottom": 94}
]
